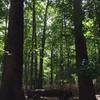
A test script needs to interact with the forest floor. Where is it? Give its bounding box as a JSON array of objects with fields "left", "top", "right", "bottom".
[
  {"left": 27, "top": 98, "right": 58, "bottom": 100},
  {"left": 27, "top": 97, "right": 60, "bottom": 100},
  {"left": 26, "top": 95, "right": 100, "bottom": 100}
]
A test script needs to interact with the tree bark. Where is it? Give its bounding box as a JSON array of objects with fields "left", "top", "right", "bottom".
[
  {"left": 0, "top": 0, "right": 25, "bottom": 100},
  {"left": 50, "top": 48, "right": 54, "bottom": 85},
  {"left": 30, "top": 0, "right": 37, "bottom": 89},
  {"left": 93, "top": 0, "right": 100, "bottom": 93},
  {"left": 73, "top": 0, "right": 96, "bottom": 100},
  {"left": 38, "top": 0, "right": 49, "bottom": 89},
  {"left": 32, "top": 0, "right": 38, "bottom": 89}
]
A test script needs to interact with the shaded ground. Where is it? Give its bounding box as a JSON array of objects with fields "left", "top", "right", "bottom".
[{"left": 26, "top": 94, "right": 100, "bottom": 100}]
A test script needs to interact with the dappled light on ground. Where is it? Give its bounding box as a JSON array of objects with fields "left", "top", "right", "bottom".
[{"left": 96, "top": 95, "right": 100, "bottom": 100}]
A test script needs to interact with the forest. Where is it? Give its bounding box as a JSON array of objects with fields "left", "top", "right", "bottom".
[{"left": 0, "top": 0, "right": 100, "bottom": 100}]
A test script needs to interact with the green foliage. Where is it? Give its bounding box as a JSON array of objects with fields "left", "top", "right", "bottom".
[{"left": 0, "top": 0, "right": 100, "bottom": 88}]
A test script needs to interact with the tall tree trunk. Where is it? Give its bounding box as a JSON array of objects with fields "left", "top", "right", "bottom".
[
  {"left": 94, "top": 0, "right": 100, "bottom": 58},
  {"left": 73, "top": 0, "right": 96, "bottom": 100},
  {"left": 0, "top": 0, "right": 25, "bottom": 100},
  {"left": 30, "top": 0, "right": 37, "bottom": 89},
  {"left": 1, "top": 9, "right": 8, "bottom": 83},
  {"left": 24, "top": 62, "right": 28, "bottom": 90},
  {"left": 59, "top": 39, "right": 64, "bottom": 85},
  {"left": 93, "top": 0, "right": 100, "bottom": 93},
  {"left": 94, "top": 0, "right": 100, "bottom": 36},
  {"left": 38, "top": 0, "right": 49, "bottom": 89},
  {"left": 32, "top": 0, "right": 38, "bottom": 89},
  {"left": 50, "top": 48, "right": 54, "bottom": 86},
  {"left": 59, "top": 12, "right": 64, "bottom": 86},
  {"left": 30, "top": 46, "right": 33, "bottom": 89}
]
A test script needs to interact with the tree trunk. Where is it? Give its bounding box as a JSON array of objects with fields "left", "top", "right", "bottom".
[
  {"left": 24, "top": 62, "right": 28, "bottom": 90},
  {"left": 59, "top": 39, "right": 64, "bottom": 85},
  {"left": 0, "top": 0, "right": 25, "bottom": 100},
  {"left": 73, "top": 0, "right": 96, "bottom": 100},
  {"left": 1, "top": 9, "right": 8, "bottom": 83},
  {"left": 38, "top": 0, "right": 49, "bottom": 89},
  {"left": 50, "top": 48, "right": 54, "bottom": 86},
  {"left": 59, "top": 19, "right": 64, "bottom": 86},
  {"left": 30, "top": 0, "right": 37, "bottom": 89},
  {"left": 94, "top": 0, "right": 100, "bottom": 59},
  {"left": 32, "top": 0, "right": 38, "bottom": 89},
  {"left": 94, "top": 0, "right": 100, "bottom": 36},
  {"left": 93, "top": 0, "right": 100, "bottom": 93}
]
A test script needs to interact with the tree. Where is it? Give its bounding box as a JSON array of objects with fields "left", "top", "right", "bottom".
[
  {"left": 32, "top": 0, "right": 38, "bottom": 89},
  {"left": 38, "top": 0, "right": 49, "bottom": 88},
  {"left": 50, "top": 47, "right": 54, "bottom": 85},
  {"left": 94, "top": 0, "right": 100, "bottom": 59},
  {"left": 73, "top": 0, "right": 96, "bottom": 100},
  {"left": 30, "top": 0, "right": 37, "bottom": 89},
  {"left": 0, "top": 0, "right": 25, "bottom": 100}
]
